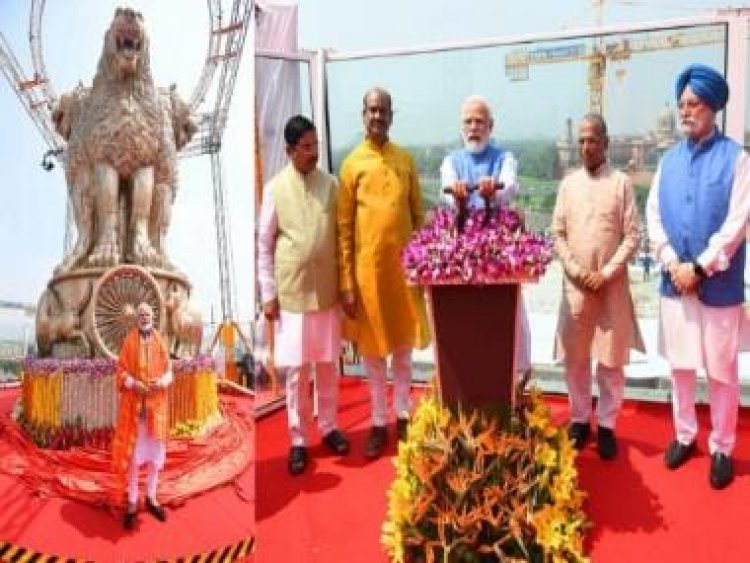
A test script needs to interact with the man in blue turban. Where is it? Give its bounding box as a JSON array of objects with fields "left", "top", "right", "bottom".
[{"left": 646, "top": 64, "right": 750, "bottom": 490}]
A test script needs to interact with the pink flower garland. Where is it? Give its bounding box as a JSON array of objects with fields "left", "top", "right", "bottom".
[{"left": 402, "top": 207, "right": 553, "bottom": 285}]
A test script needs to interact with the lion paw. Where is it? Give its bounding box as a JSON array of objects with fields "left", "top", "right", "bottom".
[
  {"left": 131, "top": 230, "right": 159, "bottom": 266},
  {"left": 88, "top": 232, "right": 120, "bottom": 267}
]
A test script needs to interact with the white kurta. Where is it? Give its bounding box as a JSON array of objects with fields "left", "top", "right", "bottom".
[
  {"left": 124, "top": 369, "right": 173, "bottom": 468},
  {"left": 258, "top": 178, "right": 342, "bottom": 368}
]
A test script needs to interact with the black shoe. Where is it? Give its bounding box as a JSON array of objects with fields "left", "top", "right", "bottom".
[
  {"left": 396, "top": 418, "right": 409, "bottom": 442},
  {"left": 145, "top": 498, "right": 167, "bottom": 522},
  {"left": 597, "top": 426, "right": 617, "bottom": 460},
  {"left": 664, "top": 440, "right": 696, "bottom": 470},
  {"left": 364, "top": 426, "right": 388, "bottom": 459},
  {"left": 123, "top": 508, "right": 137, "bottom": 530},
  {"left": 710, "top": 453, "right": 734, "bottom": 490},
  {"left": 322, "top": 429, "right": 350, "bottom": 455},
  {"left": 288, "top": 446, "right": 308, "bottom": 475},
  {"left": 568, "top": 422, "right": 591, "bottom": 450}
]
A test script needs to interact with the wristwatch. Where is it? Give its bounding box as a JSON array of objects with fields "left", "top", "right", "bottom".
[{"left": 692, "top": 260, "right": 706, "bottom": 278}]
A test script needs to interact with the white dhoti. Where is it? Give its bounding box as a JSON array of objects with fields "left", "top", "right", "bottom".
[
  {"left": 274, "top": 306, "right": 342, "bottom": 447},
  {"left": 516, "top": 293, "right": 531, "bottom": 373},
  {"left": 128, "top": 418, "right": 167, "bottom": 505},
  {"left": 658, "top": 295, "right": 741, "bottom": 454}
]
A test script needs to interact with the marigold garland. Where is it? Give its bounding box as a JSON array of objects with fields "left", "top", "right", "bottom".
[
  {"left": 17, "top": 356, "right": 221, "bottom": 448},
  {"left": 382, "top": 389, "right": 589, "bottom": 562}
]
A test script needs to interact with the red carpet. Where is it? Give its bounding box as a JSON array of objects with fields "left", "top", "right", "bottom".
[
  {"left": 256, "top": 376, "right": 750, "bottom": 562},
  {"left": 0, "top": 388, "right": 255, "bottom": 562}
]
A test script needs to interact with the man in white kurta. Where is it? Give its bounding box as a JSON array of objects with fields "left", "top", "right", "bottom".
[
  {"left": 439, "top": 95, "right": 532, "bottom": 377},
  {"left": 552, "top": 114, "right": 644, "bottom": 460},
  {"left": 258, "top": 115, "right": 349, "bottom": 475},
  {"left": 646, "top": 64, "right": 750, "bottom": 489}
]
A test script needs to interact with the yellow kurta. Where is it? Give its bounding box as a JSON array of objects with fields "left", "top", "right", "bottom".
[
  {"left": 551, "top": 164, "right": 645, "bottom": 367},
  {"left": 338, "top": 139, "right": 430, "bottom": 357}
]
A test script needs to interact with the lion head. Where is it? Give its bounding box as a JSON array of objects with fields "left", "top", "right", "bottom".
[{"left": 99, "top": 7, "right": 150, "bottom": 82}]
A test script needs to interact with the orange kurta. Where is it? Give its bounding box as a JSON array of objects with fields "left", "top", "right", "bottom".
[
  {"left": 337, "top": 139, "right": 430, "bottom": 357},
  {"left": 111, "top": 328, "right": 170, "bottom": 503}
]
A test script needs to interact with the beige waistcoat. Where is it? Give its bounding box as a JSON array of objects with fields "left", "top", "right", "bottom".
[{"left": 271, "top": 163, "right": 339, "bottom": 313}]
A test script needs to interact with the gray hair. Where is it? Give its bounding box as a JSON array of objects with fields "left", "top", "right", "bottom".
[
  {"left": 362, "top": 86, "right": 392, "bottom": 111},
  {"left": 461, "top": 95, "right": 494, "bottom": 121}
]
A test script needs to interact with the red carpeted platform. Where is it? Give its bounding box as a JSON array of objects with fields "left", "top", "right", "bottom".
[
  {"left": 0, "top": 387, "right": 255, "bottom": 562},
  {"left": 256, "top": 376, "right": 750, "bottom": 562}
]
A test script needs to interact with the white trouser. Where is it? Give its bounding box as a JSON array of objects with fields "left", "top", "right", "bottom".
[
  {"left": 363, "top": 347, "right": 412, "bottom": 427},
  {"left": 565, "top": 361, "right": 625, "bottom": 429},
  {"left": 671, "top": 368, "right": 739, "bottom": 455},
  {"left": 516, "top": 295, "right": 531, "bottom": 373},
  {"left": 127, "top": 459, "right": 160, "bottom": 505},
  {"left": 286, "top": 362, "right": 339, "bottom": 447}
]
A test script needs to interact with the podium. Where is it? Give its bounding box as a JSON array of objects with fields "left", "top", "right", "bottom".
[{"left": 427, "top": 281, "right": 526, "bottom": 415}]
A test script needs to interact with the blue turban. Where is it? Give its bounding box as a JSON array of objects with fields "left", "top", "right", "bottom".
[{"left": 675, "top": 64, "right": 729, "bottom": 112}]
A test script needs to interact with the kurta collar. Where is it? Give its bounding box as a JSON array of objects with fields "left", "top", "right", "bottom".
[
  {"left": 364, "top": 137, "right": 390, "bottom": 152},
  {"left": 687, "top": 126, "right": 719, "bottom": 153},
  {"left": 286, "top": 163, "right": 316, "bottom": 186},
  {"left": 584, "top": 161, "right": 610, "bottom": 179}
]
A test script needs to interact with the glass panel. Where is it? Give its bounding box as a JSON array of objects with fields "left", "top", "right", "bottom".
[
  {"left": 326, "top": 24, "right": 728, "bottom": 391},
  {"left": 255, "top": 56, "right": 313, "bottom": 182}
]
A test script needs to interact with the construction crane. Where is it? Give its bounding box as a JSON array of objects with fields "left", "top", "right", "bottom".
[
  {"left": 0, "top": 0, "right": 253, "bottom": 322},
  {"left": 504, "top": 24, "right": 723, "bottom": 116}
]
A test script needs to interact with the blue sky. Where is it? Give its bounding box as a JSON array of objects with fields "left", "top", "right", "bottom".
[{"left": 0, "top": 0, "right": 746, "bottom": 334}]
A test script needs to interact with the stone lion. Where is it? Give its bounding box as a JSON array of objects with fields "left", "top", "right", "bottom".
[{"left": 54, "top": 7, "right": 196, "bottom": 272}]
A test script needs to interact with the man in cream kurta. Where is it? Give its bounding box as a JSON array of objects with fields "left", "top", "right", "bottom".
[
  {"left": 258, "top": 115, "right": 350, "bottom": 476},
  {"left": 552, "top": 114, "right": 644, "bottom": 460},
  {"left": 646, "top": 64, "right": 750, "bottom": 490},
  {"left": 440, "top": 94, "right": 532, "bottom": 378},
  {"left": 338, "top": 87, "right": 430, "bottom": 459}
]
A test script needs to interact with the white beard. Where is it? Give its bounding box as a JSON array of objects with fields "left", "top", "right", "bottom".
[{"left": 465, "top": 138, "right": 489, "bottom": 154}]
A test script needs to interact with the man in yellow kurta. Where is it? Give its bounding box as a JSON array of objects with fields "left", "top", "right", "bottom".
[
  {"left": 338, "top": 87, "right": 430, "bottom": 459},
  {"left": 552, "top": 114, "right": 644, "bottom": 460},
  {"left": 111, "top": 302, "right": 173, "bottom": 529}
]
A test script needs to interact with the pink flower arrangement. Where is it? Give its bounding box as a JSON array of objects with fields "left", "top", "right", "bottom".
[{"left": 402, "top": 207, "right": 553, "bottom": 285}]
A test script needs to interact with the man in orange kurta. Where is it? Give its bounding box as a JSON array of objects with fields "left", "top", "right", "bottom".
[
  {"left": 111, "top": 302, "right": 173, "bottom": 530},
  {"left": 338, "top": 87, "right": 430, "bottom": 459}
]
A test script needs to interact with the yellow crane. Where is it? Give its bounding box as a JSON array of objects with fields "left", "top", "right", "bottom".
[{"left": 504, "top": 26, "right": 724, "bottom": 115}]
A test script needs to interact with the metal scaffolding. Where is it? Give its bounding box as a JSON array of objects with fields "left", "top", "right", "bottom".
[{"left": 0, "top": 0, "right": 253, "bottom": 322}]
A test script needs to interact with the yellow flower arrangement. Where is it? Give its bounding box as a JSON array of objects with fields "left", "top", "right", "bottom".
[{"left": 383, "top": 388, "right": 589, "bottom": 562}]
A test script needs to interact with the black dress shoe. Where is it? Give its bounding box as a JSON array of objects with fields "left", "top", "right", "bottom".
[
  {"left": 568, "top": 422, "right": 591, "bottom": 450},
  {"left": 288, "top": 446, "right": 308, "bottom": 475},
  {"left": 396, "top": 418, "right": 409, "bottom": 442},
  {"left": 364, "top": 426, "right": 388, "bottom": 459},
  {"left": 322, "top": 429, "right": 350, "bottom": 455},
  {"left": 664, "top": 440, "right": 696, "bottom": 470},
  {"left": 123, "top": 509, "right": 137, "bottom": 530},
  {"left": 146, "top": 498, "right": 167, "bottom": 522},
  {"left": 597, "top": 426, "right": 617, "bottom": 460},
  {"left": 710, "top": 452, "right": 734, "bottom": 490}
]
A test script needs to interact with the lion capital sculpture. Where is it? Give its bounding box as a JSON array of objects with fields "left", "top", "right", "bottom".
[{"left": 53, "top": 7, "right": 196, "bottom": 273}]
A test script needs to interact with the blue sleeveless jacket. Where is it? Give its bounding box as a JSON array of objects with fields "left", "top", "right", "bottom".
[{"left": 657, "top": 130, "right": 744, "bottom": 306}]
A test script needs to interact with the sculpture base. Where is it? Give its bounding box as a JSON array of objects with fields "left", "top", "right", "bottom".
[
  {"left": 20, "top": 357, "right": 219, "bottom": 448},
  {"left": 428, "top": 284, "right": 519, "bottom": 415},
  {"left": 36, "top": 265, "right": 192, "bottom": 359}
]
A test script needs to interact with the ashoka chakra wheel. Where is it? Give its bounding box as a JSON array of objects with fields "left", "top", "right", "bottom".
[{"left": 90, "top": 265, "right": 165, "bottom": 359}]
